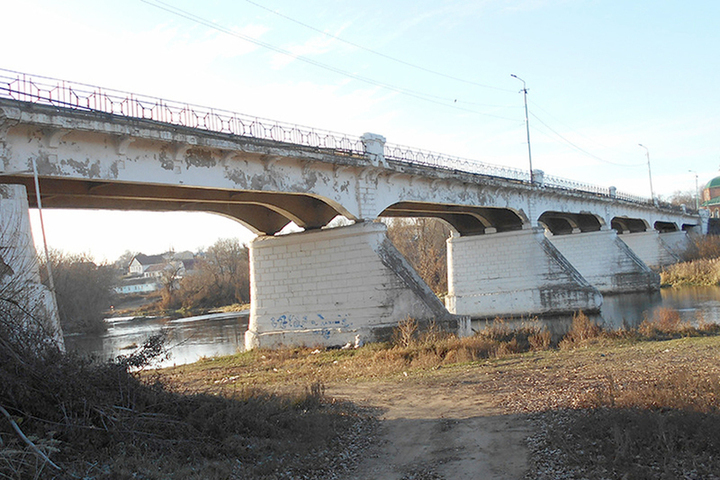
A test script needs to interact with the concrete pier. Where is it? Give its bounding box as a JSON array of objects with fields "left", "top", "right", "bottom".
[
  {"left": 245, "top": 222, "right": 468, "bottom": 349},
  {"left": 0, "top": 184, "right": 63, "bottom": 347},
  {"left": 548, "top": 229, "right": 659, "bottom": 293},
  {"left": 445, "top": 228, "right": 602, "bottom": 319}
]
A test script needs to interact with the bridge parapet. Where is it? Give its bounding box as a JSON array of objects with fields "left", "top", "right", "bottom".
[{"left": 1, "top": 68, "right": 680, "bottom": 213}]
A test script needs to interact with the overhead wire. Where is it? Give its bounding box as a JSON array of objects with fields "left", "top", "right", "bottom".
[
  {"left": 240, "top": 0, "right": 515, "bottom": 94},
  {"left": 529, "top": 99, "right": 642, "bottom": 162},
  {"left": 142, "top": 0, "right": 630, "bottom": 166},
  {"left": 529, "top": 112, "right": 646, "bottom": 167},
  {"left": 140, "top": 0, "right": 519, "bottom": 121}
]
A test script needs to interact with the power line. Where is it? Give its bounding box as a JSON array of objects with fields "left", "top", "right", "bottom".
[
  {"left": 139, "top": 0, "right": 518, "bottom": 121},
  {"left": 529, "top": 99, "right": 639, "bottom": 160},
  {"left": 529, "top": 112, "right": 645, "bottom": 167},
  {"left": 241, "top": 0, "right": 515, "bottom": 94}
]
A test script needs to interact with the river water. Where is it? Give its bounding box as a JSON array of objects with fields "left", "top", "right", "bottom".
[{"left": 64, "top": 286, "right": 720, "bottom": 368}]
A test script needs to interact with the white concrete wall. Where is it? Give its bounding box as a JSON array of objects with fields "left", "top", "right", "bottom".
[
  {"left": 620, "top": 231, "right": 683, "bottom": 268},
  {"left": 245, "top": 221, "right": 465, "bottom": 349},
  {"left": 0, "top": 184, "right": 63, "bottom": 347},
  {"left": 659, "top": 231, "right": 690, "bottom": 260},
  {"left": 548, "top": 230, "right": 659, "bottom": 293},
  {"left": 445, "top": 228, "right": 602, "bottom": 318}
]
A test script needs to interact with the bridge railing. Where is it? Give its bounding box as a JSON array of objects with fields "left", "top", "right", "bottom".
[
  {"left": 0, "top": 69, "right": 366, "bottom": 155},
  {"left": 384, "top": 144, "right": 531, "bottom": 182},
  {"left": 1, "top": 69, "right": 689, "bottom": 213}
]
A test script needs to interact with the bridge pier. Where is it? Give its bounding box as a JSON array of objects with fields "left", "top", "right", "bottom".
[
  {"left": 445, "top": 228, "right": 602, "bottom": 319},
  {"left": 0, "top": 184, "right": 63, "bottom": 347},
  {"left": 547, "top": 229, "right": 660, "bottom": 293},
  {"left": 619, "top": 231, "right": 687, "bottom": 268},
  {"left": 245, "top": 222, "right": 468, "bottom": 349}
]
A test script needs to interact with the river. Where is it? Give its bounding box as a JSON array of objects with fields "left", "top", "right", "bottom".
[{"left": 63, "top": 286, "right": 720, "bottom": 368}]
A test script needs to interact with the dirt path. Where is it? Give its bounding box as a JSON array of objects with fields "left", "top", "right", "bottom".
[{"left": 330, "top": 376, "right": 531, "bottom": 480}]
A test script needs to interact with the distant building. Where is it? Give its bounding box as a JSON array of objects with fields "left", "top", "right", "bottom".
[
  {"left": 128, "top": 254, "right": 166, "bottom": 276},
  {"left": 114, "top": 277, "right": 160, "bottom": 295},
  {"left": 128, "top": 251, "right": 194, "bottom": 276},
  {"left": 701, "top": 176, "right": 720, "bottom": 218}
]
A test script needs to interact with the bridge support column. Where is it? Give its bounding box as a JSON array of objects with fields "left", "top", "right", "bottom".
[
  {"left": 620, "top": 231, "right": 687, "bottom": 269},
  {"left": 548, "top": 230, "right": 659, "bottom": 293},
  {"left": 245, "top": 222, "right": 468, "bottom": 349},
  {"left": 445, "top": 228, "right": 602, "bottom": 318},
  {"left": 0, "top": 184, "right": 63, "bottom": 348}
]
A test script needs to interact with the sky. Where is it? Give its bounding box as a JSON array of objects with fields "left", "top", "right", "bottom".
[{"left": 2, "top": 0, "right": 719, "bottom": 262}]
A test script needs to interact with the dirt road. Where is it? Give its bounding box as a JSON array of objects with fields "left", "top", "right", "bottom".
[{"left": 330, "top": 375, "right": 530, "bottom": 480}]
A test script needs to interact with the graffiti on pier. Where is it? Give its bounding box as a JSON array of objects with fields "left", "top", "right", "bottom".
[{"left": 270, "top": 313, "right": 352, "bottom": 339}]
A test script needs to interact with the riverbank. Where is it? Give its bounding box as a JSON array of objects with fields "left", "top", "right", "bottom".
[
  {"left": 9, "top": 313, "right": 720, "bottom": 478},
  {"left": 154, "top": 314, "right": 720, "bottom": 479}
]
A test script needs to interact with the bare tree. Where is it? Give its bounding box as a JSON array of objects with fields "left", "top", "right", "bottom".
[
  {"left": 176, "top": 238, "right": 250, "bottom": 309},
  {"left": 386, "top": 218, "right": 452, "bottom": 297},
  {"left": 40, "top": 251, "right": 117, "bottom": 334}
]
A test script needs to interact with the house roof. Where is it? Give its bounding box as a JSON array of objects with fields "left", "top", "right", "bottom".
[{"left": 132, "top": 254, "right": 166, "bottom": 266}]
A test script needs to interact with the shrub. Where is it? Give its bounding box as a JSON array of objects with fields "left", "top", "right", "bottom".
[{"left": 559, "top": 311, "right": 603, "bottom": 349}]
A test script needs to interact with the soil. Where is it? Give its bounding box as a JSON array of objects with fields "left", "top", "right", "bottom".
[{"left": 331, "top": 379, "right": 530, "bottom": 480}]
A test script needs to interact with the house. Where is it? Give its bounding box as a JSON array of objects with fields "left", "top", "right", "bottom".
[
  {"left": 114, "top": 277, "right": 161, "bottom": 295},
  {"left": 142, "top": 261, "right": 186, "bottom": 279},
  {"left": 128, "top": 254, "right": 166, "bottom": 276}
]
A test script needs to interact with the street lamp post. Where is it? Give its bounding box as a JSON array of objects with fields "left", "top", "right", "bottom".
[
  {"left": 638, "top": 144, "right": 656, "bottom": 205},
  {"left": 511, "top": 74, "right": 533, "bottom": 183},
  {"left": 689, "top": 170, "right": 699, "bottom": 210}
]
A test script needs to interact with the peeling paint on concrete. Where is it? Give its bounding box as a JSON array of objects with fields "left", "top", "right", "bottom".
[
  {"left": 158, "top": 148, "right": 174, "bottom": 171},
  {"left": 184, "top": 148, "right": 216, "bottom": 168}
]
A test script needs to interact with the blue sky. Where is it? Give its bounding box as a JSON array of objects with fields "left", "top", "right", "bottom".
[{"left": 3, "top": 0, "right": 719, "bottom": 261}]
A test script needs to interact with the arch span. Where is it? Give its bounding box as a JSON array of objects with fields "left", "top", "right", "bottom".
[
  {"left": 538, "top": 211, "right": 603, "bottom": 235},
  {"left": 1, "top": 176, "right": 347, "bottom": 235},
  {"left": 380, "top": 201, "right": 525, "bottom": 235},
  {"left": 611, "top": 216, "right": 649, "bottom": 233}
]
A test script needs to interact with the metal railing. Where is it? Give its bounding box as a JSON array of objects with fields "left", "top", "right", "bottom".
[
  {"left": 384, "top": 143, "right": 531, "bottom": 182},
  {"left": 0, "top": 68, "right": 685, "bottom": 212},
  {"left": 0, "top": 69, "right": 365, "bottom": 154}
]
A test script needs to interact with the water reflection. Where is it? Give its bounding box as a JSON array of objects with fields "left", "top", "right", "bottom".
[
  {"left": 64, "top": 287, "right": 720, "bottom": 368},
  {"left": 64, "top": 311, "right": 249, "bottom": 368},
  {"left": 602, "top": 286, "right": 720, "bottom": 328},
  {"left": 472, "top": 286, "right": 720, "bottom": 337}
]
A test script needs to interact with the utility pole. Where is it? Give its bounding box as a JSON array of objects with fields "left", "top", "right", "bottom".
[
  {"left": 689, "top": 170, "right": 699, "bottom": 210},
  {"left": 511, "top": 74, "right": 533, "bottom": 183},
  {"left": 638, "top": 144, "right": 656, "bottom": 205}
]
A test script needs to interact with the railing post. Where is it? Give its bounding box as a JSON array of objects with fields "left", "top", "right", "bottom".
[{"left": 361, "top": 133, "right": 387, "bottom": 167}]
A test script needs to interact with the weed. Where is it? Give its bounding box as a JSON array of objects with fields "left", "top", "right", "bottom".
[
  {"left": 392, "top": 317, "right": 418, "bottom": 348},
  {"left": 558, "top": 311, "right": 604, "bottom": 348}
]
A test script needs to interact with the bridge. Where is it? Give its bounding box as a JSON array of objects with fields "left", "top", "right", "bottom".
[{"left": 0, "top": 71, "right": 704, "bottom": 349}]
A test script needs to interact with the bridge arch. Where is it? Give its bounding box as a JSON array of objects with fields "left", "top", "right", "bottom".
[
  {"left": 538, "top": 211, "right": 604, "bottom": 235},
  {"left": 611, "top": 216, "right": 649, "bottom": 233},
  {"left": 379, "top": 201, "right": 526, "bottom": 235},
  {"left": 654, "top": 221, "right": 679, "bottom": 233},
  {"left": 2, "top": 176, "right": 351, "bottom": 236}
]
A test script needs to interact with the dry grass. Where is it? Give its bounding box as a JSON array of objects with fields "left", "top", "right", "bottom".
[
  {"left": 0, "top": 333, "right": 369, "bottom": 479},
  {"left": 682, "top": 234, "right": 720, "bottom": 261},
  {"left": 661, "top": 234, "right": 720, "bottom": 286},
  {"left": 7, "top": 308, "right": 720, "bottom": 479},
  {"left": 660, "top": 257, "right": 720, "bottom": 286}
]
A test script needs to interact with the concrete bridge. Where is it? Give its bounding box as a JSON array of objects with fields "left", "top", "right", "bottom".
[{"left": 0, "top": 71, "right": 704, "bottom": 349}]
